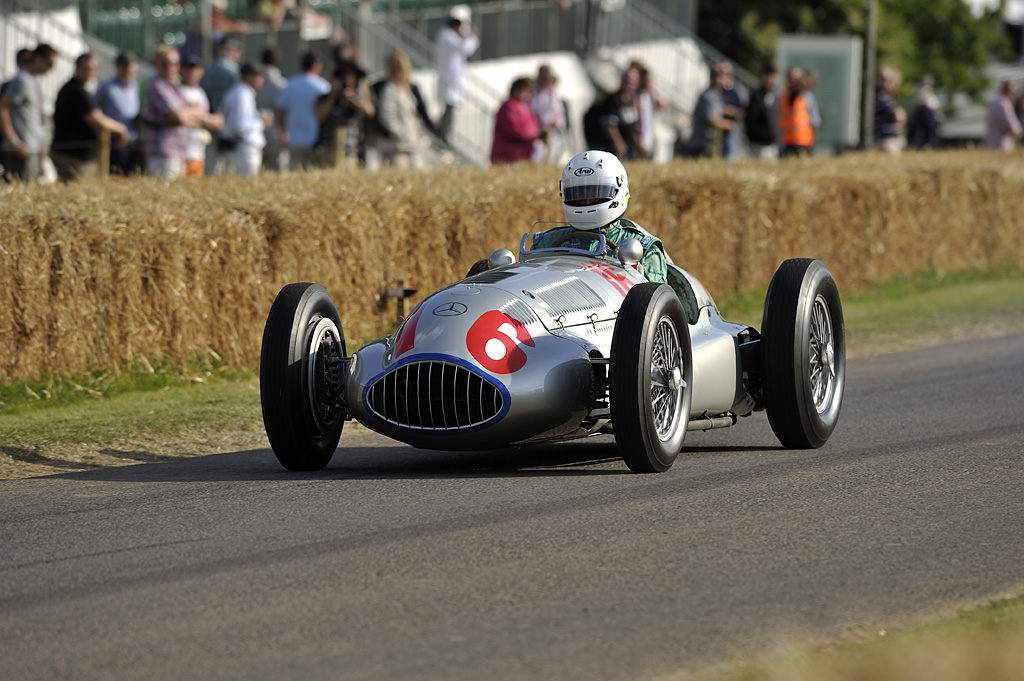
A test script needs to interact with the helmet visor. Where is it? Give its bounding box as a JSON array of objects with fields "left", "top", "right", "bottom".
[{"left": 563, "top": 182, "right": 619, "bottom": 207}]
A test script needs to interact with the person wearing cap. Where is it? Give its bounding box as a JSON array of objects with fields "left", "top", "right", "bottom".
[
  {"left": 200, "top": 34, "right": 241, "bottom": 114},
  {"left": 221, "top": 63, "right": 269, "bottom": 176},
  {"left": 95, "top": 51, "right": 141, "bottom": 174},
  {"left": 680, "top": 61, "right": 736, "bottom": 159},
  {"left": 180, "top": 55, "right": 223, "bottom": 177},
  {"left": 435, "top": 4, "right": 479, "bottom": 144}
]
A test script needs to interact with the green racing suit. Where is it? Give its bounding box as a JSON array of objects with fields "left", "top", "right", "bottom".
[{"left": 530, "top": 218, "right": 668, "bottom": 285}]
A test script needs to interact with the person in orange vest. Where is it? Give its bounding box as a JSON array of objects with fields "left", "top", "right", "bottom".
[{"left": 778, "top": 66, "right": 814, "bottom": 157}]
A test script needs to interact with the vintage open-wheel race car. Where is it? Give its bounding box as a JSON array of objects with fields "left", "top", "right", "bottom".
[{"left": 259, "top": 228, "right": 845, "bottom": 473}]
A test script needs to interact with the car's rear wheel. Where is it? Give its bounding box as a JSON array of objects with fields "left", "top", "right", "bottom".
[
  {"left": 610, "top": 283, "right": 692, "bottom": 472},
  {"left": 761, "top": 259, "right": 845, "bottom": 448},
  {"left": 260, "top": 283, "right": 347, "bottom": 471}
]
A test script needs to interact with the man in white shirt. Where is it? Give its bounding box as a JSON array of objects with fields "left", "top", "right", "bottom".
[
  {"left": 434, "top": 5, "right": 479, "bottom": 143},
  {"left": 222, "top": 63, "right": 268, "bottom": 176}
]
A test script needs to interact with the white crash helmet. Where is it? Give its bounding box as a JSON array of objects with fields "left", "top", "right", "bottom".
[{"left": 560, "top": 150, "right": 630, "bottom": 230}]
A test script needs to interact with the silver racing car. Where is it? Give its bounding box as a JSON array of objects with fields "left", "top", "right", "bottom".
[{"left": 259, "top": 229, "right": 845, "bottom": 473}]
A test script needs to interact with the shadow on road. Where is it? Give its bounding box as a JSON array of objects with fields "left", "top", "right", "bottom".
[{"left": 44, "top": 434, "right": 775, "bottom": 484}]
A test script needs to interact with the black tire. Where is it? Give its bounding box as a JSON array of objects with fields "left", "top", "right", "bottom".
[
  {"left": 761, "top": 259, "right": 845, "bottom": 448},
  {"left": 466, "top": 259, "right": 489, "bottom": 277},
  {"left": 260, "top": 283, "right": 347, "bottom": 471},
  {"left": 610, "top": 283, "right": 692, "bottom": 473}
]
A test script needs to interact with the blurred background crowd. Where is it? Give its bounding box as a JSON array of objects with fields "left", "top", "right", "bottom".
[{"left": 2, "top": 0, "right": 1023, "bottom": 183}]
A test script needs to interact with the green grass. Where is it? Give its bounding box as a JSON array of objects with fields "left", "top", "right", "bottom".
[
  {"left": 2, "top": 267, "right": 1022, "bottom": 471},
  {"left": 723, "top": 593, "right": 1024, "bottom": 681},
  {"left": 717, "top": 268, "right": 1024, "bottom": 355}
]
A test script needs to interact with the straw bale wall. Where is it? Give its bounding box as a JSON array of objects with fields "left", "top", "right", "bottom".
[{"left": 1, "top": 151, "right": 1022, "bottom": 381}]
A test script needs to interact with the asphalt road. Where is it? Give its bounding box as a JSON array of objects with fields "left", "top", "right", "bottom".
[{"left": 2, "top": 335, "right": 1022, "bottom": 681}]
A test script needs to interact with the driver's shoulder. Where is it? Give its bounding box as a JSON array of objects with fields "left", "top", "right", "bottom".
[{"left": 616, "top": 219, "right": 662, "bottom": 249}]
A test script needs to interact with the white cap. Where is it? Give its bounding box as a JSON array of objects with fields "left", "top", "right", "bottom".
[{"left": 450, "top": 5, "right": 471, "bottom": 22}]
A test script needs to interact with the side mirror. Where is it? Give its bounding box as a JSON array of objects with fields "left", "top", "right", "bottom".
[
  {"left": 488, "top": 248, "right": 515, "bottom": 269},
  {"left": 617, "top": 238, "right": 643, "bottom": 267}
]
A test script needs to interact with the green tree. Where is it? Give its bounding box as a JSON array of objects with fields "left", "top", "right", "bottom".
[{"left": 698, "top": 0, "right": 1007, "bottom": 100}]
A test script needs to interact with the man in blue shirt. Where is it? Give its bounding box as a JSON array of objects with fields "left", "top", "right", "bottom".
[
  {"left": 95, "top": 51, "right": 140, "bottom": 174},
  {"left": 275, "top": 51, "right": 331, "bottom": 170}
]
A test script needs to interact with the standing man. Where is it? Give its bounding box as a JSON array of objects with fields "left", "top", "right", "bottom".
[
  {"left": 275, "top": 51, "right": 331, "bottom": 171},
  {"left": 95, "top": 51, "right": 141, "bottom": 174},
  {"left": 778, "top": 66, "right": 814, "bottom": 157},
  {"left": 198, "top": 35, "right": 241, "bottom": 115},
  {"left": 256, "top": 45, "right": 288, "bottom": 172},
  {"left": 50, "top": 53, "right": 129, "bottom": 181},
  {"left": 221, "top": 63, "right": 268, "bottom": 176},
  {"left": 435, "top": 4, "right": 479, "bottom": 144},
  {"left": 143, "top": 45, "right": 206, "bottom": 179},
  {"left": 873, "top": 67, "right": 906, "bottom": 155},
  {"left": 719, "top": 62, "right": 746, "bottom": 160},
  {"left": 744, "top": 63, "right": 780, "bottom": 159},
  {"left": 681, "top": 62, "right": 735, "bottom": 159},
  {"left": 0, "top": 44, "right": 58, "bottom": 182},
  {"left": 985, "top": 80, "right": 1022, "bottom": 151}
]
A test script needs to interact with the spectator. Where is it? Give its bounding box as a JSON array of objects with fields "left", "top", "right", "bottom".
[
  {"left": 529, "top": 64, "right": 568, "bottom": 163},
  {"left": 200, "top": 35, "right": 241, "bottom": 114},
  {"left": 583, "top": 66, "right": 640, "bottom": 159},
  {"left": 680, "top": 62, "right": 734, "bottom": 159},
  {"left": 873, "top": 67, "right": 906, "bottom": 155},
  {"left": 779, "top": 66, "right": 814, "bottom": 157},
  {"left": 435, "top": 4, "right": 479, "bottom": 143},
  {"left": 180, "top": 55, "right": 223, "bottom": 177},
  {"left": 744, "top": 63, "right": 780, "bottom": 160},
  {"left": 907, "top": 77, "right": 942, "bottom": 149},
  {"left": 0, "top": 43, "right": 58, "bottom": 183},
  {"left": 378, "top": 50, "right": 430, "bottom": 169},
  {"left": 143, "top": 45, "right": 206, "bottom": 179},
  {"left": 719, "top": 62, "right": 746, "bottom": 160},
  {"left": 275, "top": 50, "right": 331, "bottom": 170},
  {"left": 50, "top": 53, "right": 129, "bottom": 181},
  {"left": 635, "top": 67, "right": 666, "bottom": 161},
  {"left": 803, "top": 70, "right": 821, "bottom": 147},
  {"left": 256, "top": 45, "right": 288, "bottom": 171},
  {"left": 221, "top": 63, "right": 268, "bottom": 176},
  {"left": 182, "top": 0, "right": 247, "bottom": 65},
  {"left": 0, "top": 48, "right": 34, "bottom": 181},
  {"left": 315, "top": 60, "right": 375, "bottom": 169},
  {"left": 985, "top": 80, "right": 1022, "bottom": 151},
  {"left": 491, "top": 76, "right": 542, "bottom": 165},
  {"left": 95, "top": 51, "right": 141, "bottom": 175}
]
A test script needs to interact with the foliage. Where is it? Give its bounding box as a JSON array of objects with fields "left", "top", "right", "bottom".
[{"left": 698, "top": 0, "right": 1008, "bottom": 100}]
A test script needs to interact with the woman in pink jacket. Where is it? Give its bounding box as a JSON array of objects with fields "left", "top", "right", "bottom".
[{"left": 490, "top": 77, "right": 544, "bottom": 165}]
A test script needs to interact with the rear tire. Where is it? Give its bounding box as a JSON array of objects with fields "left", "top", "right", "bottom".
[
  {"left": 610, "top": 283, "right": 692, "bottom": 472},
  {"left": 260, "top": 283, "right": 346, "bottom": 471},
  {"left": 761, "top": 259, "right": 845, "bottom": 448}
]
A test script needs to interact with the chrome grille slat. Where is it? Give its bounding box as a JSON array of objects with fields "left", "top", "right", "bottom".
[{"left": 368, "top": 360, "right": 502, "bottom": 430}]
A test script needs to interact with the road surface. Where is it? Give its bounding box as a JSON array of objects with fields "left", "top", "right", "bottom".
[{"left": 1, "top": 335, "right": 1022, "bottom": 681}]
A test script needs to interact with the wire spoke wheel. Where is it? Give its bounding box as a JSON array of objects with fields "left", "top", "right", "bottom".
[
  {"left": 611, "top": 283, "right": 692, "bottom": 473},
  {"left": 761, "top": 259, "right": 845, "bottom": 449}
]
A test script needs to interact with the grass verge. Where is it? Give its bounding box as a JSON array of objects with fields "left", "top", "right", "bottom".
[
  {"left": 2, "top": 268, "right": 1023, "bottom": 481},
  {"left": 714, "top": 592, "right": 1024, "bottom": 681}
]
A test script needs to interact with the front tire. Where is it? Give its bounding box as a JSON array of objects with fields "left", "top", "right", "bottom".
[
  {"left": 610, "top": 283, "right": 692, "bottom": 473},
  {"left": 761, "top": 259, "right": 845, "bottom": 448},
  {"left": 260, "top": 283, "right": 347, "bottom": 471}
]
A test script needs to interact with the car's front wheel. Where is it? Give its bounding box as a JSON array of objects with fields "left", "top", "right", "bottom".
[
  {"left": 260, "top": 283, "right": 347, "bottom": 471},
  {"left": 761, "top": 259, "right": 845, "bottom": 448},
  {"left": 610, "top": 283, "right": 692, "bottom": 472}
]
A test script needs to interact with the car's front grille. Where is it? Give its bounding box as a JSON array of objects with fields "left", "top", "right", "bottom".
[{"left": 366, "top": 361, "right": 503, "bottom": 430}]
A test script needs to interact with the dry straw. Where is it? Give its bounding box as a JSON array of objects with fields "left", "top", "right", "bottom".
[{"left": 1, "top": 151, "right": 1022, "bottom": 381}]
